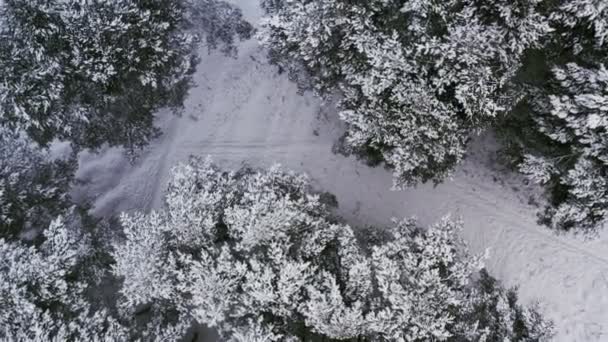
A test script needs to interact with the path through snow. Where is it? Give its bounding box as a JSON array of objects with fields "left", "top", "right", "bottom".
[{"left": 74, "top": 2, "right": 608, "bottom": 340}]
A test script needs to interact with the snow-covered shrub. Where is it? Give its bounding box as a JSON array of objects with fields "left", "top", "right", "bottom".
[
  {"left": 0, "top": 132, "right": 76, "bottom": 239},
  {"left": 259, "top": 0, "right": 549, "bottom": 187},
  {"left": 113, "top": 159, "right": 553, "bottom": 340},
  {"left": 0, "top": 0, "right": 252, "bottom": 151},
  {"left": 0, "top": 216, "right": 127, "bottom": 341},
  {"left": 498, "top": 0, "right": 608, "bottom": 233}
]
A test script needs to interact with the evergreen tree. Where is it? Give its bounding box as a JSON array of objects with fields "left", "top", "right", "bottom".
[
  {"left": 0, "top": 131, "right": 76, "bottom": 239},
  {"left": 458, "top": 269, "right": 554, "bottom": 342},
  {"left": 0, "top": 215, "right": 127, "bottom": 341},
  {"left": 0, "top": 130, "right": 128, "bottom": 340},
  {"left": 259, "top": 0, "right": 549, "bottom": 187},
  {"left": 113, "top": 157, "right": 369, "bottom": 340},
  {"left": 306, "top": 218, "right": 553, "bottom": 342},
  {"left": 112, "top": 159, "right": 553, "bottom": 341},
  {"left": 0, "top": 0, "right": 252, "bottom": 151},
  {"left": 498, "top": 0, "right": 608, "bottom": 233}
]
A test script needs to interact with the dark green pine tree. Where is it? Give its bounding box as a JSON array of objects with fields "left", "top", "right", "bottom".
[
  {"left": 498, "top": 0, "right": 608, "bottom": 233},
  {"left": 456, "top": 269, "right": 554, "bottom": 342},
  {"left": 259, "top": 0, "right": 549, "bottom": 188},
  {"left": 0, "top": 0, "right": 252, "bottom": 152},
  {"left": 0, "top": 131, "right": 76, "bottom": 240}
]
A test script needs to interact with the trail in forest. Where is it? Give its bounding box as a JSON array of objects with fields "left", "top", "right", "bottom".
[{"left": 74, "top": 2, "right": 608, "bottom": 340}]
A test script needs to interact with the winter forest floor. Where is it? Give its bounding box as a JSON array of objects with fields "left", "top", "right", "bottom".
[{"left": 72, "top": 1, "right": 608, "bottom": 341}]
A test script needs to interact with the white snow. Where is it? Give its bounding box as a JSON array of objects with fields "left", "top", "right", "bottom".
[{"left": 74, "top": 1, "right": 608, "bottom": 340}]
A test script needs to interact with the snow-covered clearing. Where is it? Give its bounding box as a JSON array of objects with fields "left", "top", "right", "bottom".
[{"left": 74, "top": 1, "right": 608, "bottom": 340}]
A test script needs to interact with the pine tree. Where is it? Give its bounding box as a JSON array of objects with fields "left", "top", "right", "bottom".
[
  {"left": 458, "top": 269, "right": 555, "bottom": 342},
  {"left": 112, "top": 159, "right": 553, "bottom": 341},
  {"left": 0, "top": 0, "right": 252, "bottom": 152},
  {"left": 498, "top": 0, "right": 608, "bottom": 233},
  {"left": 0, "top": 215, "right": 127, "bottom": 340},
  {"left": 0, "top": 131, "right": 76, "bottom": 239},
  {"left": 112, "top": 158, "right": 370, "bottom": 340},
  {"left": 259, "top": 0, "right": 549, "bottom": 187},
  {"left": 0, "top": 130, "right": 129, "bottom": 340}
]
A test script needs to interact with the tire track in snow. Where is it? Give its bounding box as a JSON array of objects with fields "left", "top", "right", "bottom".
[{"left": 450, "top": 172, "right": 608, "bottom": 267}]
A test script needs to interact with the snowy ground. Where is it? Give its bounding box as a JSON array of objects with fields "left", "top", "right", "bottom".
[{"left": 74, "top": 1, "right": 608, "bottom": 340}]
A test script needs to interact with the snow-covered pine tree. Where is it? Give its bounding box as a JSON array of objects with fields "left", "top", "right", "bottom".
[
  {"left": 306, "top": 218, "right": 554, "bottom": 342},
  {"left": 549, "top": 0, "right": 608, "bottom": 54},
  {"left": 460, "top": 269, "right": 555, "bottom": 342},
  {"left": 112, "top": 159, "right": 553, "bottom": 341},
  {"left": 0, "top": 0, "right": 252, "bottom": 152},
  {"left": 259, "top": 0, "right": 549, "bottom": 188},
  {"left": 300, "top": 218, "right": 483, "bottom": 341},
  {"left": 0, "top": 215, "right": 128, "bottom": 341},
  {"left": 498, "top": 0, "right": 608, "bottom": 233},
  {"left": 0, "top": 130, "right": 128, "bottom": 340},
  {"left": 0, "top": 131, "right": 76, "bottom": 240},
  {"left": 112, "top": 157, "right": 370, "bottom": 340}
]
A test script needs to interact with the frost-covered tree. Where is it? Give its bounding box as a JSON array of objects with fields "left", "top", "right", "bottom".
[
  {"left": 259, "top": 0, "right": 549, "bottom": 187},
  {"left": 113, "top": 159, "right": 553, "bottom": 341},
  {"left": 0, "top": 0, "right": 252, "bottom": 151},
  {"left": 112, "top": 157, "right": 368, "bottom": 340},
  {"left": 0, "top": 129, "right": 127, "bottom": 339},
  {"left": 302, "top": 218, "right": 485, "bottom": 341},
  {"left": 0, "top": 132, "right": 76, "bottom": 239},
  {"left": 549, "top": 0, "right": 608, "bottom": 54},
  {"left": 498, "top": 0, "right": 608, "bottom": 233},
  {"left": 520, "top": 64, "right": 608, "bottom": 232},
  {"left": 459, "top": 269, "right": 554, "bottom": 342},
  {"left": 305, "top": 218, "right": 553, "bottom": 342},
  {"left": 0, "top": 215, "right": 127, "bottom": 341}
]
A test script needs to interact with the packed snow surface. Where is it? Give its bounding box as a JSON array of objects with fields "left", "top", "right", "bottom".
[{"left": 74, "top": 1, "right": 608, "bottom": 340}]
